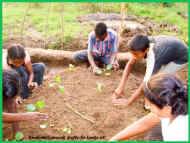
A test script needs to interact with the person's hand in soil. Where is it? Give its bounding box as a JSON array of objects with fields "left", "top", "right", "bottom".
[
  {"left": 27, "top": 82, "right": 38, "bottom": 90},
  {"left": 15, "top": 96, "right": 23, "bottom": 105},
  {"left": 112, "top": 90, "right": 130, "bottom": 106}
]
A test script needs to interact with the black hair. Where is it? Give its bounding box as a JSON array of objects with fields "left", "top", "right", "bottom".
[
  {"left": 128, "top": 34, "right": 150, "bottom": 52},
  {"left": 144, "top": 73, "right": 187, "bottom": 116},
  {"left": 3, "top": 70, "right": 21, "bottom": 98},
  {"left": 7, "top": 44, "right": 26, "bottom": 61},
  {"left": 95, "top": 22, "right": 107, "bottom": 38}
]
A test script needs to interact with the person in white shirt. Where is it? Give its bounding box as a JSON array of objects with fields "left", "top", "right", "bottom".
[{"left": 110, "top": 73, "right": 188, "bottom": 141}]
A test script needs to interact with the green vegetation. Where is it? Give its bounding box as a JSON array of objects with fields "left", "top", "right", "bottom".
[{"left": 3, "top": 2, "right": 188, "bottom": 49}]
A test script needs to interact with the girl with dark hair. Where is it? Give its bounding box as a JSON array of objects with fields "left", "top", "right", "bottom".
[
  {"left": 110, "top": 73, "right": 188, "bottom": 141},
  {"left": 3, "top": 44, "right": 46, "bottom": 99},
  {"left": 3, "top": 69, "right": 48, "bottom": 137}
]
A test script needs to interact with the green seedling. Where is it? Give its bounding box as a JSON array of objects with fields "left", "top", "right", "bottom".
[
  {"left": 59, "top": 85, "right": 65, "bottom": 94},
  {"left": 15, "top": 132, "right": 24, "bottom": 141},
  {"left": 69, "top": 64, "right": 75, "bottom": 71},
  {"left": 54, "top": 75, "right": 62, "bottom": 84},
  {"left": 95, "top": 69, "right": 103, "bottom": 75},
  {"left": 105, "top": 72, "right": 111, "bottom": 76},
  {"left": 106, "top": 64, "right": 112, "bottom": 71},
  {"left": 63, "top": 127, "right": 72, "bottom": 134},
  {"left": 49, "top": 82, "right": 56, "bottom": 88},
  {"left": 26, "top": 104, "right": 36, "bottom": 112},
  {"left": 35, "top": 100, "right": 45, "bottom": 110},
  {"left": 40, "top": 123, "right": 48, "bottom": 129},
  {"left": 96, "top": 82, "right": 103, "bottom": 93}
]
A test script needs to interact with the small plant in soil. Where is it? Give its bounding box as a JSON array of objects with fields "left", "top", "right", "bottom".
[
  {"left": 26, "top": 104, "right": 36, "bottom": 112},
  {"left": 54, "top": 75, "right": 62, "bottom": 84},
  {"left": 96, "top": 82, "right": 103, "bottom": 93},
  {"left": 49, "top": 82, "right": 56, "bottom": 88},
  {"left": 39, "top": 123, "right": 48, "bottom": 129},
  {"left": 15, "top": 132, "right": 24, "bottom": 141},
  {"left": 106, "top": 64, "right": 112, "bottom": 71},
  {"left": 105, "top": 72, "right": 111, "bottom": 76},
  {"left": 58, "top": 85, "right": 65, "bottom": 94},
  {"left": 35, "top": 100, "right": 45, "bottom": 110},
  {"left": 95, "top": 69, "right": 103, "bottom": 75},
  {"left": 62, "top": 127, "right": 72, "bottom": 134},
  {"left": 68, "top": 64, "right": 76, "bottom": 71}
]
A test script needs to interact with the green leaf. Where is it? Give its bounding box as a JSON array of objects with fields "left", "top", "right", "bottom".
[
  {"left": 35, "top": 101, "right": 45, "bottom": 110},
  {"left": 96, "top": 82, "right": 103, "bottom": 93},
  {"left": 59, "top": 85, "right": 65, "bottom": 94},
  {"left": 40, "top": 123, "right": 48, "bottom": 129},
  {"left": 15, "top": 132, "right": 24, "bottom": 141},
  {"left": 26, "top": 104, "right": 36, "bottom": 112},
  {"left": 62, "top": 127, "right": 72, "bottom": 134},
  {"left": 54, "top": 75, "right": 62, "bottom": 84},
  {"left": 49, "top": 82, "right": 56, "bottom": 88},
  {"left": 95, "top": 69, "right": 103, "bottom": 75},
  {"left": 106, "top": 64, "right": 112, "bottom": 71},
  {"left": 105, "top": 72, "right": 111, "bottom": 76},
  {"left": 68, "top": 64, "right": 75, "bottom": 71}
]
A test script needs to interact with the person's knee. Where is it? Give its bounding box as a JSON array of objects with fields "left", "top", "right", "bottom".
[{"left": 73, "top": 50, "right": 88, "bottom": 62}]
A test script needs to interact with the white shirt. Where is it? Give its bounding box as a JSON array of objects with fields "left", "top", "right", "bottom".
[
  {"left": 143, "top": 43, "right": 155, "bottom": 82},
  {"left": 161, "top": 115, "right": 188, "bottom": 141}
]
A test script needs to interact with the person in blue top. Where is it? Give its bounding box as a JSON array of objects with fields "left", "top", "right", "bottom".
[{"left": 73, "top": 22, "right": 119, "bottom": 74}]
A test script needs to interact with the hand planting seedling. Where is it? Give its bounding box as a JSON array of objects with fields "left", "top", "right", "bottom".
[
  {"left": 54, "top": 75, "right": 62, "bottom": 84},
  {"left": 96, "top": 82, "right": 103, "bottom": 93},
  {"left": 69, "top": 64, "right": 75, "bottom": 71},
  {"left": 106, "top": 64, "right": 112, "bottom": 71},
  {"left": 26, "top": 104, "right": 36, "bottom": 112},
  {"left": 35, "top": 100, "right": 45, "bottom": 110},
  {"left": 95, "top": 69, "right": 103, "bottom": 75},
  {"left": 59, "top": 85, "right": 65, "bottom": 94},
  {"left": 15, "top": 132, "right": 24, "bottom": 141}
]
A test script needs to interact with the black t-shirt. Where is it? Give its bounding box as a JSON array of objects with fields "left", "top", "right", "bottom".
[{"left": 149, "top": 35, "right": 188, "bottom": 74}]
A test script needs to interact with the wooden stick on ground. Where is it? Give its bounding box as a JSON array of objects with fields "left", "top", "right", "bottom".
[{"left": 65, "top": 103, "right": 95, "bottom": 124}]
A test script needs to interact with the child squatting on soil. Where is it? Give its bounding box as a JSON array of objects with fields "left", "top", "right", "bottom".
[
  {"left": 110, "top": 73, "right": 188, "bottom": 141},
  {"left": 3, "top": 69, "right": 48, "bottom": 137},
  {"left": 73, "top": 22, "right": 119, "bottom": 74},
  {"left": 3, "top": 44, "right": 46, "bottom": 100},
  {"left": 112, "top": 35, "right": 188, "bottom": 105}
]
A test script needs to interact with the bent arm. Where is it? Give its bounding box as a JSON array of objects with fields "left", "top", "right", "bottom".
[
  {"left": 110, "top": 113, "right": 160, "bottom": 141},
  {"left": 115, "top": 56, "right": 136, "bottom": 94}
]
